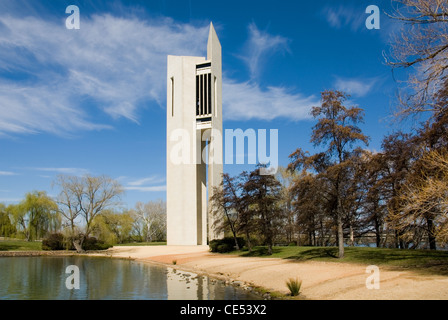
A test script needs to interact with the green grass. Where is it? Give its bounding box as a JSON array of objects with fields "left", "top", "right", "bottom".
[
  {"left": 286, "top": 278, "right": 302, "bottom": 296},
  {"left": 113, "top": 241, "right": 167, "bottom": 246},
  {"left": 0, "top": 239, "right": 167, "bottom": 251},
  {"left": 0, "top": 239, "right": 42, "bottom": 251},
  {"left": 230, "top": 246, "right": 448, "bottom": 276}
]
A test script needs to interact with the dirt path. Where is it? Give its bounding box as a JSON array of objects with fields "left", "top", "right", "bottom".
[{"left": 103, "top": 245, "right": 448, "bottom": 300}]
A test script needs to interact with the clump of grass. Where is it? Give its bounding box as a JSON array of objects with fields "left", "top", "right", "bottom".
[
  {"left": 286, "top": 278, "right": 302, "bottom": 296},
  {"left": 172, "top": 260, "right": 177, "bottom": 265}
]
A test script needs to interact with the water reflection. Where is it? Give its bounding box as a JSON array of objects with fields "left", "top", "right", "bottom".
[{"left": 0, "top": 257, "right": 259, "bottom": 300}]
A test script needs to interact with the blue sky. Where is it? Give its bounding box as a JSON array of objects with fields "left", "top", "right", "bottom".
[{"left": 0, "top": 0, "right": 410, "bottom": 209}]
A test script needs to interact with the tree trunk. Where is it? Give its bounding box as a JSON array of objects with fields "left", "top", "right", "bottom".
[
  {"left": 374, "top": 216, "right": 381, "bottom": 247},
  {"left": 337, "top": 213, "right": 344, "bottom": 258},
  {"left": 73, "top": 239, "right": 84, "bottom": 253},
  {"left": 427, "top": 218, "right": 437, "bottom": 250},
  {"left": 245, "top": 231, "right": 252, "bottom": 252},
  {"left": 267, "top": 243, "right": 273, "bottom": 255},
  {"left": 233, "top": 233, "right": 240, "bottom": 251},
  {"left": 349, "top": 223, "right": 354, "bottom": 247}
]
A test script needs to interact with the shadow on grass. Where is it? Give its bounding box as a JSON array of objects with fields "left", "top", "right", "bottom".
[
  {"left": 284, "top": 247, "right": 339, "bottom": 260},
  {"left": 240, "top": 247, "right": 283, "bottom": 257},
  {"left": 239, "top": 246, "right": 448, "bottom": 276}
]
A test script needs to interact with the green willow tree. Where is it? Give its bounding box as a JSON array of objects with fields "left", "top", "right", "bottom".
[
  {"left": 0, "top": 203, "right": 16, "bottom": 237},
  {"left": 10, "top": 191, "right": 59, "bottom": 241}
]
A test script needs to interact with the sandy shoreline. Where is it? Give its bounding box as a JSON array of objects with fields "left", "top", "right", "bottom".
[
  {"left": 3, "top": 245, "right": 448, "bottom": 300},
  {"left": 101, "top": 245, "right": 448, "bottom": 300}
]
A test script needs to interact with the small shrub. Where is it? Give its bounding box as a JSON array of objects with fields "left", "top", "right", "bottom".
[
  {"left": 286, "top": 278, "right": 302, "bottom": 296},
  {"left": 209, "top": 237, "right": 246, "bottom": 253},
  {"left": 42, "top": 233, "right": 65, "bottom": 251},
  {"left": 82, "top": 236, "right": 112, "bottom": 251}
]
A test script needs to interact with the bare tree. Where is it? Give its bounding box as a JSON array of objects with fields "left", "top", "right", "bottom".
[
  {"left": 53, "top": 174, "right": 124, "bottom": 252},
  {"left": 386, "top": 0, "right": 448, "bottom": 119},
  {"left": 134, "top": 200, "right": 166, "bottom": 242},
  {"left": 209, "top": 173, "right": 242, "bottom": 250}
]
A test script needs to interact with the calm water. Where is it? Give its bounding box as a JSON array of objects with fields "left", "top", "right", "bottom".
[{"left": 0, "top": 256, "right": 260, "bottom": 300}]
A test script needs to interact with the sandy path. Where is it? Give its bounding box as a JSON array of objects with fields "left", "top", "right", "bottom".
[{"left": 103, "top": 245, "right": 448, "bottom": 300}]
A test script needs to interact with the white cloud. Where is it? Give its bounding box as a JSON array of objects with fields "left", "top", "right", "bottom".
[
  {"left": 322, "top": 5, "right": 366, "bottom": 31},
  {"left": 239, "top": 23, "right": 290, "bottom": 80},
  {"left": 225, "top": 23, "right": 316, "bottom": 121},
  {"left": 0, "top": 13, "right": 208, "bottom": 136},
  {"left": 128, "top": 176, "right": 165, "bottom": 186},
  {"left": 124, "top": 175, "right": 166, "bottom": 192},
  {"left": 333, "top": 77, "right": 379, "bottom": 97},
  {"left": 0, "top": 9, "right": 317, "bottom": 137},
  {"left": 125, "top": 185, "right": 166, "bottom": 192},
  {"left": 0, "top": 171, "right": 16, "bottom": 176},
  {"left": 33, "top": 167, "right": 90, "bottom": 176},
  {"left": 223, "top": 79, "right": 318, "bottom": 121},
  {"left": 0, "top": 198, "right": 21, "bottom": 203}
]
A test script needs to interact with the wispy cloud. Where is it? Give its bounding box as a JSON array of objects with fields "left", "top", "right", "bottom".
[
  {"left": 32, "top": 167, "right": 90, "bottom": 176},
  {"left": 239, "top": 23, "right": 290, "bottom": 80},
  {"left": 0, "top": 7, "right": 317, "bottom": 137},
  {"left": 225, "top": 23, "right": 316, "bottom": 121},
  {"left": 223, "top": 79, "right": 318, "bottom": 121},
  {"left": 322, "top": 5, "right": 366, "bottom": 32},
  {"left": 333, "top": 77, "right": 380, "bottom": 97},
  {"left": 127, "top": 176, "right": 165, "bottom": 186},
  {"left": 0, "top": 171, "right": 16, "bottom": 176},
  {"left": 125, "top": 185, "right": 166, "bottom": 192},
  {"left": 0, "top": 198, "right": 21, "bottom": 203},
  {"left": 123, "top": 175, "right": 166, "bottom": 192},
  {"left": 0, "top": 12, "right": 208, "bottom": 137}
]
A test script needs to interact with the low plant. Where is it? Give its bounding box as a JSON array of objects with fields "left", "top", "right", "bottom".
[
  {"left": 42, "top": 233, "right": 64, "bottom": 250},
  {"left": 286, "top": 277, "right": 302, "bottom": 296},
  {"left": 209, "top": 237, "right": 246, "bottom": 253}
]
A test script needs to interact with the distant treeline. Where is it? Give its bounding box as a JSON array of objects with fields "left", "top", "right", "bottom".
[{"left": 0, "top": 175, "right": 166, "bottom": 251}]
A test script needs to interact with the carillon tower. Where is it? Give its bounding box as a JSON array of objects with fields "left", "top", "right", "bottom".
[{"left": 166, "top": 23, "right": 223, "bottom": 245}]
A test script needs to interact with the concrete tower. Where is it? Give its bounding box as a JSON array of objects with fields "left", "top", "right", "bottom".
[{"left": 166, "top": 23, "right": 223, "bottom": 245}]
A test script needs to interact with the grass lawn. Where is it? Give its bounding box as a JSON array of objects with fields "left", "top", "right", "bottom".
[
  {"left": 0, "top": 239, "right": 166, "bottom": 251},
  {"left": 0, "top": 239, "right": 42, "bottom": 251},
  {"left": 230, "top": 246, "right": 448, "bottom": 276},
  {"left": 114, "top": 242, "right": 167, "bottom": 246}
]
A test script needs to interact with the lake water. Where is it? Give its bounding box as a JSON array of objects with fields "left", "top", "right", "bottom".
[{"left": 0, "top": 256, "right": 261, "bottom": 300}]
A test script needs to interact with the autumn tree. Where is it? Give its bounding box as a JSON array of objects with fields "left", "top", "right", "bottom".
[
  {"left": 289, "top": 90, "right": 369, "bottom": 258},
  {"left": 243, "top": 164, "right": 283, "bottom": 255},
  {"left": 289, "top": 169, "right": 330, "bottom": 246},
  {"left": 276, "top": 166, "right": 298, "bottom": 244},
  {"left": 390, "top": 149, "right": 448, "bottom": 247}
]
